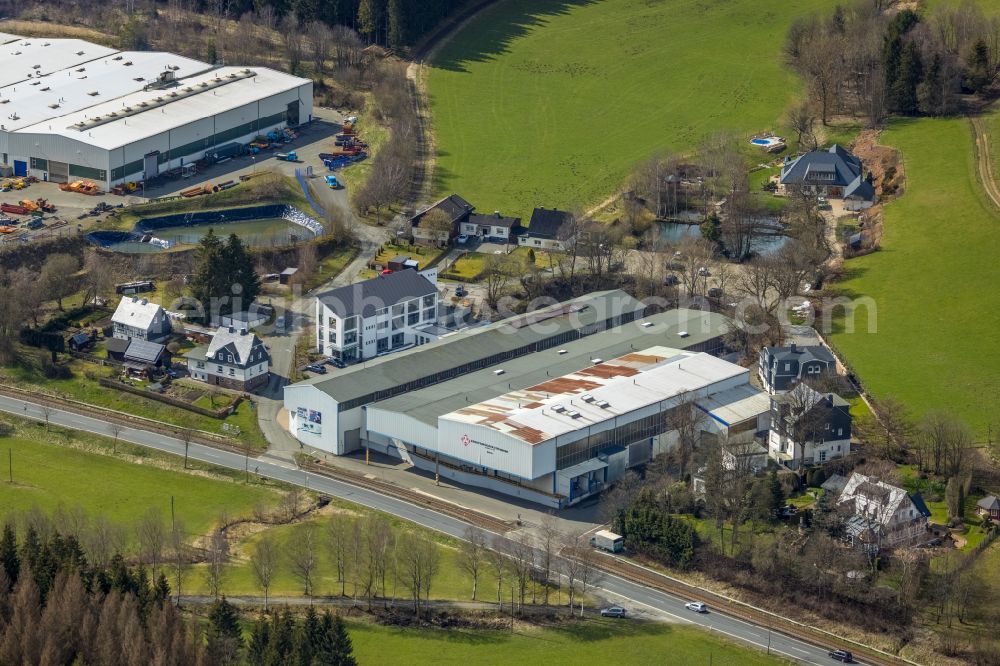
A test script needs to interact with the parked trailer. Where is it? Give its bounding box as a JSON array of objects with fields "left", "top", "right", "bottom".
[
  {"left": 590, "top": 530, "right": 624, "bottom": 553},
  {"left": 1, "top": 203, "right": 29, "bottom": 215}
]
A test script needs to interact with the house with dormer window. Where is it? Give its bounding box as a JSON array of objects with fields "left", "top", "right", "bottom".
[{"left": 185, "top": 326, "right": 269, "bottom": 392}]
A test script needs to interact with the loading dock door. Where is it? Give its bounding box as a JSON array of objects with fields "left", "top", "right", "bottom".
[
  {"left": 143, "top": 151, "right": 160, "bottom": 181},
  {"left": 48, "top": 160, "right": 69, "bottom": 184},
  {"left": 13, "top": 160, "right": 26, "bottom": 177},
  {"left": 286, "top": 101, "right": 300, "bottom": 126}
]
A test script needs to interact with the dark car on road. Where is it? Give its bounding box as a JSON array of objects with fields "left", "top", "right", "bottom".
[
  {"left": 828, "top": 649, "right": 854, "bottom": 663},
  {"left": 304, "top": 364, "right": 327, "bottom": 375}
]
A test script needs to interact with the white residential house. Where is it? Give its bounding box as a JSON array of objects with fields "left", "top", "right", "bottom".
[
  {"left": 767, "top": 384, "right": 851, "bottom": 468},
  {"left": 185, "top": 326, "right": 270, "bottom": 392},
  {"left": 459, "top": 212, "right": 522, "bottom": 243},
  {"left": 838, "top": 473, "right": 931, "bottom": 549},
  {"left": 315, "top": 268, "right": 439, "bottom": 362},
  {"left": 111, "top": 296, "right": 172, "bottom": 342}
]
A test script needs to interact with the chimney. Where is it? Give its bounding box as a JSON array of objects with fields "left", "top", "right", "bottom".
[
  {"left": 141, "top": 298, "right": 148, "bottom": 305},
  {"left": 131, "top": 296, "right": 138, "bottom": 303},
  {"left": 495, "top": 211, "right": 500, "bottom": 218},
  {"left": 228, "top": 326, "right": 235, "bottom": 334},
  {"left": 790, "top": 342, "right": 797, "bottom": 353}
]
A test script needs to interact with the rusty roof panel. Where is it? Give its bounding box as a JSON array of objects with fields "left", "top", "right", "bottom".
[
  {"left": 527, "top": 378, "right": 602, "bottom": 394},
  {"left": 577, "top": 364, "right": 639, "bottom": 379},
  {"left": 507, "top": 424, "right": 545, "bottom": 444}
]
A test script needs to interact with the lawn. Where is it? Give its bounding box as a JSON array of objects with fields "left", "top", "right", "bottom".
[
  {"left": 305, "top": 246, "right": 359, "bottom": 290},
  {"left": 0, "top": 359, "right": 268, "bottom": 449},
  {"left": 0, "top": 420, "right": 280, "bottom": 542},
  {"left": 348, "top": 618, "right": 787, "bottom": 666},
  {"left": 427, "top": 0, "right": 827, "bottom": 220},
  {"left": 182, "top": 510, "right": 553, "bottom": 604},
  {"left": 441, "top": 251, "right": 487, "bottom": 280},
  {"left": 828, "top": 117, "right": 1000, "bottom": 437}
]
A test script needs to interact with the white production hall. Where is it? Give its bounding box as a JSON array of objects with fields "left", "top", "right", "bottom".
[
  {"left": 283, "top": 297, "right": 769, "bottom": 508},
  {"left": 0, "top": 33, "right": 312, "bottom": 188}
]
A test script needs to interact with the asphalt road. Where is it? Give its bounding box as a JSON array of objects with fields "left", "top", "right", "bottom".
[{"left": 0, "top": 394, "right": 853, "bottom": 665}]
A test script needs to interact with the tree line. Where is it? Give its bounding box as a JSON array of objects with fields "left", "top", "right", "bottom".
[{"left": 787, "top": 1, "right": 1000, "bottom": 125}]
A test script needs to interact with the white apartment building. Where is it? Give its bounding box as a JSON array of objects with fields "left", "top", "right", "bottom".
[{"left": 314, "top": 268, "right": 439, "bottom": 363}]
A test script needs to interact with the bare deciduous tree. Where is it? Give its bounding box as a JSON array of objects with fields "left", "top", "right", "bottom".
[
  {"left": 288, "top": 522, "right": 319, "bottom": 599},
  {"left": 458, "top": 526, "right": 487, "bottom": 601},
  {"left": 327, "top": 514, "right": 354, "bottom": 596},
  {"left": 137, "top": 508, "right": 166, "bottom": 578},
  {"left": 250, "top": 533, "right": 278, "bottom": 610}
]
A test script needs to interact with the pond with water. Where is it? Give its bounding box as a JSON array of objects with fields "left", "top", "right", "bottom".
[
  {"left": 657, "top": 220, "right": 788, "bottom": 256},
  {"left": 87, "top": 205, "right": 321, "bottom": 252}
]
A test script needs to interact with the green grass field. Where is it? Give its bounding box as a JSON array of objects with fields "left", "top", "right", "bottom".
[
  {"left": 0, "top": 421, "right": 279, "bottom": 541},
  {"left": 828, "top": 117, "right": 1000, "bottom": 436},
  {"left": 0, "top": 360, "right": 268, "bottom": 449},
  {"left": 427, "top": 0, "right": 826, "bottom": 220},
  {"left": 348, "top": 619, "right": 786, "bottom": 666}
]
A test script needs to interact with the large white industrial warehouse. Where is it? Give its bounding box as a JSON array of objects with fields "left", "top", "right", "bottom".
[
  {"left": 283, "top": 293, "right": 771, "bottom": 507},
  {"left": 0, "top": 33, "right": 312, "bottom": 188}
]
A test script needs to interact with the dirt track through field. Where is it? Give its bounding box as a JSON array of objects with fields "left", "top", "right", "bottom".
[{"left": 970, "top": 115, "right": 1000, "bottom": 212}]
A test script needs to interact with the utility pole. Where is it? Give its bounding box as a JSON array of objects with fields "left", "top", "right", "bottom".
[
  {"left": 435, "top": 452, "right": 440, "bottom": 486},
  {"left": 244, "top": 440, "right": 250, "bottom": 484},
  {"left": 7, "top": 448, "right": 11, "bottom": 483}
]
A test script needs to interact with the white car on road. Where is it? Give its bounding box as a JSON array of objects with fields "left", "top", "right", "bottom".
[{"left": 685, "top": 601, "right": 708, "bottom": 613}]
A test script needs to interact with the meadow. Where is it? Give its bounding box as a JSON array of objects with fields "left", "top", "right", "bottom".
[
  {"left": 828, "top": 117, "right": 1000, "bottom": 436},
  {"left": 348, "top": 619, "right": 787, "bottom": 666},
  {"left": 0, "top": 420, "right": 280, "bottom": 540},
  {"left": 427, "top": 0, "right": 827, "bottom": 220}
]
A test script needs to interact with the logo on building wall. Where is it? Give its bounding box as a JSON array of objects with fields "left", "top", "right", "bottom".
[{"left": 461, "top": 434, "right": 470, "bottom": 447}]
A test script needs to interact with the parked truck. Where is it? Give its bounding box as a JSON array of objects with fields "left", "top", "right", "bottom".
[{"left": 590, "top": 530, "right": 624, "bottom": 553}]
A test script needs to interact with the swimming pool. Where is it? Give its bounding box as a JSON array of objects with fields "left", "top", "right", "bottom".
[
  {"left": 87, "top": 204, "right": 322, "bottom": 252},
  {"left": 750, "top": 136, "right": 786, "bottom": 150}
]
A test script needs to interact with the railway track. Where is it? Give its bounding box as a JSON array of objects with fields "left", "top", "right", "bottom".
[
  {"left": 0, "top": 382, "right": 251, "bottom": 455},
  {"left": 299, "top": 459, "right": 514, "bottom": 534},
  {"left": 585, "top": 554, "right": 910, "bottom": 666}
]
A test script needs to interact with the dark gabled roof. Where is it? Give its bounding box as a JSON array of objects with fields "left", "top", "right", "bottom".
[
  {"left": 765, "top": 344, "right": 835, "bottom": 367},
  {"left": 124, "top": 339, "right": 166, "bottom": 364},
  {"left": 780, "top": 144, "right": 863, "bottom": 188},
  {"left": 316, "top": 268, "right": 437, "bottom": 319},
  {"left": 105, "top": 337, "right": 130, "bottom": 354},
  {"left": 411, "top": 194, "right": 474, "bottom": 226},
  {"left": 468, "top": 213, "right": 521, "bottom": 229},
  {"left": 844, "top": 175, "right": 875, "bottom": 201},
  {"left": 69, "top": 332, "right": 92, "bottom": 346},
  {"left": 910, "top": 492, "right": 932, "bottom": 518},
  {"left": 978, "top": 495, "right": 1000, "bottom": 511},
  {"left": 526, "top": 208, "right": 573, "bottom": 239}
]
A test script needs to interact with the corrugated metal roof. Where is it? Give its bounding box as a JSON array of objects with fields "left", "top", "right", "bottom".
[
  {"left": 0, "top": 38, "right": 116, "bottom": 89},
  {"left": 296, "top": 290, "right": 654, "bottom": 403},
  {"left": 441, "top": 349, "right": 746, "bottom": 446},
  {"left": 0, "top": 50, "right": 209, "bottom": 132},
  {"left": 19, "top": 65, "right": 309, "bottom": 149},
  {"left": 367, "top": 308, "right": 729, "bottom": 429},
  {"left": 696, "top": 384, "right": 770, "bottom": 426}
]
